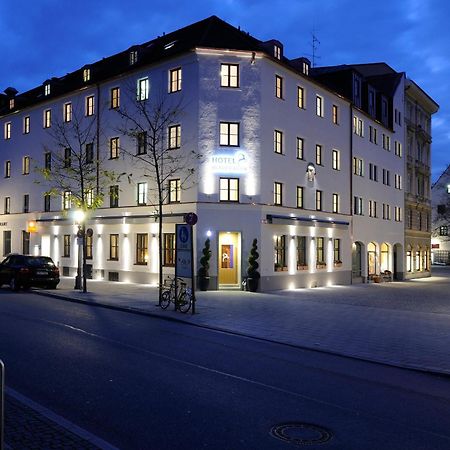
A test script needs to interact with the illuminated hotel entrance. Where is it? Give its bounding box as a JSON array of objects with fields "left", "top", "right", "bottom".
[{"left": 218, "top": 232, "right": 241, "bottom": 289}]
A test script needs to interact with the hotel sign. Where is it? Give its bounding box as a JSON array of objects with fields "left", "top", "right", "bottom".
[{"left": 209, "top": 150, "right": 248, "bottom": 174}]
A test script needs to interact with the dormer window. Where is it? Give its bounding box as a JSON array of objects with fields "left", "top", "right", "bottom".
[
  {"left": 44, "top": 83, "right": 51, "bottom": 96},
  {"left": 274, "top": 44, "right": 281, "bottom": 60},
  {"left": 9, "top": 98, "right": 14, "bottom": 109},
  {"left": 130, "top": 50, "right": 138, "bottom": 65},
  {"left": 302, "top": 62, "right": 309, "bottom": 75},
  {"left": 83, "top": 68, "right": 91, "bottom": 82}
]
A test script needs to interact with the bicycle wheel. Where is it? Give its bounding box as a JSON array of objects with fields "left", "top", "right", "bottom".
[
  {"left": 178, "top": 291, "right": 192, "bottom": 313},
  {"left": 160, "top": 290, "right": 171, "bottom": 309}
]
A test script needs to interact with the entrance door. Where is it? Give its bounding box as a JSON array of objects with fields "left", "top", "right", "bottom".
[{"left": 218, "top": 232, "right": 240, "bottom": 288}]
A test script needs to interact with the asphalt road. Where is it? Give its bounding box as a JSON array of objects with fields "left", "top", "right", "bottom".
[{"left": 1, "top": 289, "right": 450, "bottom": 449}]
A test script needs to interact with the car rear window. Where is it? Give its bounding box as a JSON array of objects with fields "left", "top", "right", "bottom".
[{"left": 25, "top": 257, "right": 55, "bottom": 267}]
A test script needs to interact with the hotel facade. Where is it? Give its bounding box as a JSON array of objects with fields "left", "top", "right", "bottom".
[{"left": 0, "top": 16, "right": 438, "bottom": 290}]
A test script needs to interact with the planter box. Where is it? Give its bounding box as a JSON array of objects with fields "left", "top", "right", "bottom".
[
  {"left": 316, "top": 264, "right": 326, "bottom": 269},
  {"left": 334, "top": 262, "right": 342, "bottom": 268},
  {"left": 297, "top": 265, "right": 308, "bottom": 271}
]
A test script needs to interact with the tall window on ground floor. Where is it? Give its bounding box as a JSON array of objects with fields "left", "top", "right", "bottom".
[
  {"left": 368, "top": 242, "right": 377, "bottom": 275},
  {"left": 380, "top": 243, "right": 389, "bottom": 271},
  {"left": 219, "top": 177, "right": 239, "bottom": 202},
  {"left": 333, "top": 238, "right": 341, "bottom": 263},
  {"left": 63, "top": 235, "right": 71, "bottom": 257},
  {"left": 296, "top": 236, "right": 307, "bottom": 267},
  {"left": 3, "top": 230, "right": 11, "bottom": 256},
  {"left": 406, "top": 250, "right": 412, "bottom": 272},
  {"left": 415, "top": 250, "right": 421, "bottom": 271},
  {"left": 316, "top": 237, "right": 325, "bottom": 265},
  {"left": 274, "top": 235, "right": 286, "bottom": 270},
  {"left": 136, "top": 233, "right": 148, "bottom": 265},
  {"left": 22, "top": 230, "right": 30, "bottom": 255},
  {"left": 163, "top": 233, "right": 176, "bottom": 267},
  {"left": 109, "top": 234, "right": 119, "bottom": 260},
  {"left": 86, "top": 234, "right": 93, "bottom": 260}
]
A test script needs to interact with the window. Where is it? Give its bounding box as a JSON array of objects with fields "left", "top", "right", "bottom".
[
  {"left": 4, "top": 160, "right": 10, "bottom": 178},
  {"left": 333, "top": 238, "right": 341, "bottom": 263},
  {"left": 129, "top": 50, "right": 138, "bottom": 65},
  {"left": 110, "top": 137, "right": 119, "bottom": 159},
  {"left": 274, "top": 235, "right": 286, "bottom": 270},
  {"left": 168, "top": 125, "right": 181, "bottom": 149},
  {"left": 64, "top": 148, "right": 71, "bottom": 168},
  {"left": 332, "top": 149, "right": 340, "bottom": 170},
  {"left": 9, "top": 99, "right": 14, "bottom": 109},
  {"left": 353, "top": 157, "right": 364, "bottom": 176},
  {"left": 275, "top": 75, "right": 283, "bottom": 99},
  {"left": 85, "top": 143, "right": 94, "bottom": 164},
  {"left": 168, "top": 179, "right": 181, "bottom": 203},
  {"left": 63, "top": 235, "right": 71, "bottom": 257},
  {"left": 296, "top": 236, "right": 307, "bottom": 267},
  {"left": 315, "top": 144, "right": 322, "bottom": 165},
  {"left": 369, "top": 125, "right": 378, "bottom": 144},
  {"left": 85, "top": 189, "right": 94, "bottom": 207},
  {"left": 163, "top": 233, "right": 176, "bottom": 267},
  {"left": 110, "top": 185, "right": 119, "bottom": 208},
  {"left": 137, "top": 182, "right": 147, "bottom": 205},
  {"left": 382, "top": 203, "right": 391, "bottom": 220},
  {"left": 4, "top": 197, "right": 10, "bottom": 214},
  {"left": 110, "top": 87, "right": 120, "bottom": 109},
  {"left": 44, "top": 83, "right": 51, "bottom": 96},
  {"left": 382, "top": 169, "right": 390, "bottom": 186},
  {"left": 44, "top": 194, "right": 51, "bottom": 212},
  {"left": 274, "top": 44, "right": 281, "bottom": 60},
  {"left": 296, "top": 137, "right": 304, "bottom": 160},
  {"left": 394, "top": 174, "right": 402, "bottom": 190},
  {"left": 382, "top": 134, "right": 391, "bottom": 150},
  {"left": 395, "top": 141, "right": 402, "bottom": 157},
  {"left": 22, "top": 156, "right": 30, "bottom": 175},
  {"left": 137, "top": 77, "right": 149, "bottom": 101},
  {"left": 109, "top": 234, "right": 119, "bottom": 260},
  {"left": 221, "top": 64, "right": 239, "bottom": 88},
  {"left": 316, "top": 237, "right": 325, "bottom": 264},
  {"left": 86, "top": 234, "right": 93, "bottom": 260},
  {"left": 297, "top": 86, "right": 305, "bottom": 109},
  {"left": 23, "top": 116, "right": 30, "bottom": 134},
  {"left": 353, "top": 196, "right": 363, "bottom": 215},
  {"left": 219, "top": 122, "right": 239, "bottom": 146},
  {"left": 316, "top": 190, "right": 322, "bottom": 211},
  {"left": 395, "top": 206, "right": 402, "bottom": 222},
  {"left": 64, "top": 102, "right": 72, "bottom": 122},
  {"left": 63, "top": 191, "right": 71, "bottom": 210},
  {"left": 274, "top": 182, "right": 282, "bottom": 206},
  {"left": 3, "top": 230, "right": 11, "bottom": 256},
  {"left": 169, "top": 68, "right": 182, "bottom": 93},
  {"left": 316, "top": 95, "right": 323, "bottom": 117},
  {"left": 23, "top": 194, "right": 29, "bottom": 213},
  {"left": 274, "top": 130, "right": 283, "bottom": 154},
  {"left": 332, "top": 193, "right": 339, "bottom": 213},
  {"left": 440, "top": 226, "right": 448, "bottom": 236},
  {"left": 369, "top": 163, "right": 378, "bottom": 181},
  {"left": 353, "top": 116, "right": 364, "bottom": 136},
  {"left": 136, "top": 233, "right": 148, "bottom": 264},
  {"left": 22, "top": 230, "right": 30, "bottom": 255},
  {"left": 219, "top": 178, "right": 239, "bottom": 202},
  {"left": 43, "top": 109, "right": 51, "bottom": 128},
  {"left": 369, "top": 200, "right": 377, "bottom": 218},
  {"left": 4, "top": 122, "right": 11, "bottom": 140},
  {"left": 137, "top": 132, "right": 147, "bottom": 155},
  {"left": 85, "top": 95, "right": 95, "bottom": 116},
  {"left": 332, "top": 105, "right": 339, "bottom": 124},
  {"left": 296, "top": 186, "right": 304, "bottom": 208},
  {"left": 45, "top": 152, "right": 52, "bottom": 170},
  {"left": 83, "top": 68, "right": 90, "bottom": 82}
]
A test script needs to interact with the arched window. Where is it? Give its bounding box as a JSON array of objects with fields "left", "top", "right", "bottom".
[
  {"left": 367, "top": 242, "right": 377, "bottom": 276},
  {"left": 380, "top": 243, "right": 389, "bottom": 272}
]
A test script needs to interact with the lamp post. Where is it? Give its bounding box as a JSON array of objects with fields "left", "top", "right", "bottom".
[{"left": 73, "top": 210, "right": 85, "bottom": 291}]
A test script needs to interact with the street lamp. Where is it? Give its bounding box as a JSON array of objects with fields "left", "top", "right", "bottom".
[{"left": 73, "top": 209, "right": 85, "bottom": 291}]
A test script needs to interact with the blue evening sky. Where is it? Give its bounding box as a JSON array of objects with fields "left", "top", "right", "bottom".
[{"left": 1, "top": 0, "right": 448, "bottom": 180}]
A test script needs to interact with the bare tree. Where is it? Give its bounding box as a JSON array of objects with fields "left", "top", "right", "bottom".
[
  {"left": 36, "top": 99, "right": 118, "bottom": 292},
  {"left": 116, "top": 87, "right": 201, "bottom": 300}
]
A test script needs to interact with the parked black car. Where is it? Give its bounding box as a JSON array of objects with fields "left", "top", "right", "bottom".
[{"left": 0, "top": 254, "right": 60, "bottom": 291}]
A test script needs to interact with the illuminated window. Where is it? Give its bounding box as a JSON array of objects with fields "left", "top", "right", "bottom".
[
  {"left": 219, "top": 122, "right": 239, "bottom": 146},
  {"left": 353, "top": 157, "right": 364, "bottom": 176},
  {"left": 297, "top": 86, "right": 305, "bottom": 109},
  {"left": 4, "top": 122, "right": 11, "bottom": 140},
  {"left": 296, "top": 186, "right": 304, "bottom": 208},
  {"left": 136, "top": 132, "right": 147, "bottom": 155},
  {"left": 22, "top": 156, "right": 30, "bottom": 175},
  {"left": 4, "top": 197, "right": 10, "bottom": 214},
  {"left": 109, "top": 234, "right": 119, "bottom": 261},
  {"left": 129, "top": 50, "right": 138, "bottom": 65},
  {"left": 44, "top": 84, "right": 51, "bottom": 96},
  {"left": 274, "top": 44, "right": 281, "bottom": 60},
  {"left": 168, "top": 179, "right": 181, "bottom": 203},
  {"left": 354, "top": 196, "right": 363, "bottom": 215},
  {"left": 3, "top": 230, "right": 11, "bottom": 255},
  {"left": 219, "top": 178, "right": 239, "bottom": 202},
  {"left": 83, "top": 68, "right": 90, "bottom": 82},
  {"left": 110, "top": 185, "right": 119, "bottom": 208},
  {"left": 297, "top": 137, "right": 304, "bottom": 159},
  {"left": 333, "top": 239, "right": 341, "bottom": 263},
  {"left": 316, "top": 237, "right": 325, "bottom": 264},
  {"left": 63, "top": 102, "right": 72, "bottom": 123},
  {"left": 353, "top": 116, "right": 364, "bottom": 136},
  {"left": 395, "top": 141, "right": 402, "bottom": 157},
  {"left": 64, "top": 148, "right": 71, "bottom": 168},
  {"left": 440, "top": 226, "right": 448, "bottom": 236},
  {"left": 63, "top": 235, "right": 71, "bottom": 257},
  {"left": 274, "top": 182, "right": 283, "bottom": 206},
  {"left": 110, "top": 87, "right": 120, "bottom": 109},
  {"left": 9, "top": 98, "right": 14, "bottom": 109},
  {"left": 23, "top": 116, "right": 30, "bottom": 134},
  {"left": 63, "top": 191, "right": 71, "bottom": 210},
  {"left": 137, "top": 77, "right": 149, "bottom": 101},
  {"left": 332, "top": 105, "right": 339, "bottom": 124},
  {"left": 44, "top": 194, "right": 51, "bottom": 212},
  {"left": 163, "top": 233, "right": 176, "bottom": 267},
  {"left": 316, "top": 190, "right": 322, "bottom": 211},
  {"left": 332, "top": 149, "right": 340, "bottom": 170},
  {"left": 447, "top": 185, "right": 450, "bottom": 194},
  {"left": 43, "top": 109, "right": 51, "bottom": 128},
  {"left": 220, "top": 64, "right": 239, "bottom": 88},
  {"left": 274, "top": 235, "right": 286, "bottom": 270},
  {"left": 316, "top": 95, "right": 323, "bottom": 117},
  {"left": 137, "top": 182, "right": 147, "bottom": 205},
  {"left": 332, "top": 193, "right": 339, "bottom": 213},
  {"left": 275, "top": 75, "right": 283, "bottom": 99},
  {"left": 315, "top": 144, "right": 322, "bottom": 165},
  {"left": 169, "top": 67, "right": 182, "bottom": 93},
  {"left": 23, "top": 194, "right": 29, "bottom": 213},
  {"left": 395, "top": 206, "right": 402, "bottom": 222},
  {"left": 274, "top": 130, "right": 283, "bottom": 154},
  {"left": 168, "top": 125, "right": 181, "bottom": 149},
  {"left": 85, "top": 95, "right": 95, "bottom": 116},
  {"left": 86, "top": 234, "right": 93, "bottom": 260},
  {"left": 296, "top": 236, "right": 307, "bottom": 267},
  {"left": 4, "top": 160, "right": 10, "bottom": 178},
  {"left": 110, "top": 137, "right": 119, "bottom": 159},
  {"left": 136, "top": 233, "right": 148, "bottom": 265},
  {"left": 85, "top": 189, "right": 94, "bottom": 207}
]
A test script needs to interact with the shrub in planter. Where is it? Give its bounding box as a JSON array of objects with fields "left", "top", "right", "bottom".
[
  {"left": 246, "top": 238, "right": 260, "bottom": 292},
  {"left": 198, "top": 238, "right": 211, "bottom": 291}
]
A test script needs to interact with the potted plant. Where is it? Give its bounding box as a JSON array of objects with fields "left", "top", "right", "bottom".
[
  {"left": 197, "top": 238, "right": 211, "bottom": 291},
  {"left": 334, "top": 260, "right": 342, "bottom": 267},
  {"left": 316, "top": 261, "right": 327, "bottom": 269},
  {"left": 246, "top": 238, "right": 260, "bottom": 292}
]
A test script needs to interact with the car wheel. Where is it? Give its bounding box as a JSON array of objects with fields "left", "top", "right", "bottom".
[{"left": 10, "top": 277, "right": 20, "bottom": 292}]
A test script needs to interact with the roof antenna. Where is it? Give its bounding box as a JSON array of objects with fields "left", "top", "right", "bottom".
[{"left": 309, "top": 29, "right": 321, "bottom": 68}]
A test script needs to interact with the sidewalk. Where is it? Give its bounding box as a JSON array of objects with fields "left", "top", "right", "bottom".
[{"left": 33, "top": 267, "right": 450, "bottom": 376}]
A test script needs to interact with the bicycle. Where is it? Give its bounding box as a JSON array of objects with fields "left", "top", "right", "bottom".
[{"left": 160, "top": 276, "right": 192, "bottom": 313}]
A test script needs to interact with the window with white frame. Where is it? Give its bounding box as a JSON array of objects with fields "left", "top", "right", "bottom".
[
  {"left": 137, "top": 77, "right": 149, "bottom": 101},
  {"left": 395, "top": 141, "right": 402, "bottom": 157},
  {"left": 353, "top": 196, "right": 363, "bottom": 215},
  {"left": 332, "top": 105, "right": 339, "bottom": 124},
  {"left": 316, "top": 190, "right": 322, "bottom": 211},
  {"left": 332, "top": 193, "right": 340, "bottom": 213},
  {"left": 274, "top": 235, "right": 286, "bottom": 270},
  {"left": 136, "top": 131, "right": 147, "bottom": 155},
  {"left": 43, "top": 109, "right": 51, "bottom": 128},
  {"left": 297, "top": 86, "right": 305, "bottom": 109},
  {"left": 296, "top": 186, "right": 304, "bottom": 208},
  {"left": 136, "top": 233, "right": 148, "bottom": 264},
  {"left": 63, "top": 235, "right": 71, "bottom": 257},
  {"left": 353, "top": 116, "right": 364, "bottom": 136},
  {"left": 44, "top": 194, "right": 51, "bottom": 212},
  {"left": 83, "top": 68, "right": 91, "bottom": 82},
  {"left": 332, "top": 149, "right": 340, "bottom": 170},
  {"left": 296, "top": 137, "right": 304, "bottom": 159},
  {"left": 4, "top": 160, "right": 10, "bottom": 178},
  {"left": 85, "top": 188, "right": 94, "bottom": 207},
  {"left": 369, "top": 163, "right": 378, "bottom": 181},
  {"left": 382, "top": 203, "right": 391, "bottom": 220},
  {"left": 168, "top": 125, "right": 181, "bottom": 149},
  {"left": 316, "top": 95, "right": 323, "bottom": 117},
  {"left": 395, "top": 174, "right": 402, "bottom": 189},
  {"left": 63, "top": 102, "right": 72, "bottom": 122},
  {"left": 353, "top": 157, "right": 364, "bottom": 176},
  {"left": 219, "top": 177, "right": 239, "bottom": 202},
  {"left": 22, "top": 156, "right": 30, "bottom": 175},
  {"left": 274, "top": 44, "right": 281, "bottom": 60},
  {"left": 369, "top": 200, "right": 377, "bottom": 218},
  {"left": 129, "top": 50, "right": 138, "bottom": 65},
  {"left": 333, "top": 239, "right": 341, "bottom": 263},
  {"left": 168, "top": 179, "right": 181, "bottom": 203},
  {"left": 275, "top": 75, "right": 283, "bottom": 99},
  {"left": 382, "top": 169, "right": 390, "bottom": 186},
  {"left": 4, "top": 197, "right": 10, "bottom": 214},
  {"left": 110, "top": 185, "right": 119, "bottom": 208},
  {"left": 221, "top": 64, "right": 239, "bottom": 88},
  {"left": 23, "top": 194, "right": 29, "bottom": 213},
  {"left": 169, "top": 67, "right": 182, "bottom": 93},
  {"left": 137, "top": 182, "right": 147, "bottom": 205},
  {"left": 63, "top": 191, "right": 71, "bottom": 210},
  {"left": 110, "top": 137, "right": 119, "bottom": 159},
  {"left": 382, "top": 133, "right": 391, "bottom": 150},
  {"left": 274, "top": 182, "right": 282, "bottom": 205},
  {"left": 316, "top": 144, "right": 322, "bottom": 165},
  {"left": 109, "top": 234, "right": 119, "bottom": 261},
  {"left": 23, "top": 116, "right": 30, "bottom": 134},
  {"left": 85, "top": 95, "right": 95, "bottom": 116},
  {"left": 4, "top": 122, "right": 11, "bottom": 140},
  {"left": 316, "top": 237, "right": 325, "bottom": 265},
  {"left": 219, "top": 122, "right": 239, "bottom": 146},
  {"left": 274, "top": 130, "right": 283, "bottom": 154},
  {"left": 44, "top": 83, "right": 51, "bottom": 96},
  {"left": 110, "top": 87, "right": 120, "bottom": 109},
  {"left": 395, "top": 206, "right": 402, "bottom": 222}
]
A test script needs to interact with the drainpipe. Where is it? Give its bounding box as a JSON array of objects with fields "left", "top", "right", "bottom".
[
  {"left": 96, "top": 83, "right": 101, "bottom": 195},
  {"left": 349, "top": 103, "right": 354, "bottom": 283}
]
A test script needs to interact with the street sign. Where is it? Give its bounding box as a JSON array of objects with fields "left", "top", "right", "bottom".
[
  {"left": 184, "top": 212, "right": 198, "bottom": 226},
  {"left": 176, "top": 224, "right": 193, "bottom": 278}
]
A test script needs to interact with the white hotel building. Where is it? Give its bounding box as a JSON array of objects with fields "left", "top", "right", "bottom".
[{"left": 0, "top": 16, "right": 437, "bottom": 290}]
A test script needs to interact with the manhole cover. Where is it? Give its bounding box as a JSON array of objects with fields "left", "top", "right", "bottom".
[{"left": 270, "top": 422, "right": 332, "bottom": 446}]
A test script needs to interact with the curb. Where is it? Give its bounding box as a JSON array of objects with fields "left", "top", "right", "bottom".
[{"left": 32, "top": 289, "right": 450, "bottom": 378}]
